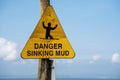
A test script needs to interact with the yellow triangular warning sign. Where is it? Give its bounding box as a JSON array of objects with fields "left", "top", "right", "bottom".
[{"left": 21, "top": 5, "right": 75, "bottom": 59}]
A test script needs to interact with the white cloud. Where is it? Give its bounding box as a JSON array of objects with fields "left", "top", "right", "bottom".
[
  {"left": 112, "top": 53, "right": 120, "bottom": 63},
  {"left": 0, "top": 37, "right": 17, "bottom": 61},
  {"left": 56, "top": 59, "right": 74, "bottom": 64},
  {"left": 66, "top": 59, "right": 74, "bottom": 64},
  {"left": 13, "top": 59, "right": 37, "bottom": 65},
  {"left": 13, "top": 60, "right": 26, "bottom": 64},
  {"left": 89, "top": 54, "right": 101, "bottom": 64}
]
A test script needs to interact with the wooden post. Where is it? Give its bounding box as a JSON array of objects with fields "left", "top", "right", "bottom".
[
  {"left": 38, "top": 59, "right": 50, "bottom": 80},
  {"left": 40, "top": 0, "right": 50, "bottom": 16},
  {"left": 38, "top": 0, "right": 50, "bottom": 80}
]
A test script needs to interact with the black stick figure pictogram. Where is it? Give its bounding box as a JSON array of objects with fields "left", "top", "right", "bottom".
[{"left": 42, "top": 22, "right": 57, "bottom": 39}]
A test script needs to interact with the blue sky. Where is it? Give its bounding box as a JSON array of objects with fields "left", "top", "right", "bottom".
[{"left": 0, "top": 0, "right": 120, "bottom": 79}]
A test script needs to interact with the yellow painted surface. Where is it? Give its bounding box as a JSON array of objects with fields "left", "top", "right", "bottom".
[{"left": 21, "top": 6, "right": 75, "bottom": 59}]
